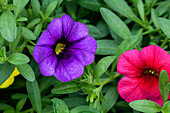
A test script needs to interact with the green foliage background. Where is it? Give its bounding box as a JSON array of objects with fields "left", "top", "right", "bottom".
[{"left": 0, "top": 0, "right": 170, "bottom": 113}]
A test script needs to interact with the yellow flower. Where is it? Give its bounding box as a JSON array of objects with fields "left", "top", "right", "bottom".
[{"left": 0, "top": 67, "right": 20, "bottom": 88}]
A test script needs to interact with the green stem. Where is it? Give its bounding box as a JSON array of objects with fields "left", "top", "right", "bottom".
[
  {"left": 20, "top": 108, "right": 34, "bottom": 113},
  {"left": 142, "top": 29, "right": 160, "bottom": 35},
  {"left": 160, "top": 37, "right": 168, "bottom": 48},
  {"left": 93, "top": 74, "right": 121, "bottom": 86},
  {"left": 28, "top": 40, "right": 36, "bottom": 46}
]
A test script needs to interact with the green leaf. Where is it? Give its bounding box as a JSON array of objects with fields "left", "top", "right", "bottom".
[
  {"left": 115, "top": 35, "right": 142, "bottom": 60},
  {"left": 0, "top": 103, "right": 14, "bottom": 111},
  {"left": 102, "top": 87, "right": 118, "bottom": 113},
  {"left": 95, "top": 40, "right": 118, "bottom": 55},
  {"left": 136, "top": 0, "right": 145, "bottom": 22},
  {"left": 155, "top": 1, "right": 170, "bottom": 16},
  {"left": 100, "top": 8, "right": 132, "bottom": 39},
  {"left": 11, "top": 93, "right": 27, "bottom": 100},
  {"left": 16, "top": 64, "right": 35, "bottom": 82},
  {"left": 8, "top": 53, "right": 30, "bottom": 65},
  {"left": 7, "top": 4, "right": 17, "bottom": 11},
  {"left": 93, "top": 56, "right": 116, "bottom": 79},
  {"left": 162, "top": 101, "right": 170, "bottom": 113},
  {"left": 129, "top": 100, "right": 161, "bottom": 113},
  {"left": 16, "top": 97, "right": 27, "bottom": 113},
  {"left": 16, "top": 17, "right": 28, "bottom": 22},
  {"left": 158, "top": 18, "right": 170, "bottom": 39},
  {"left": 0, "top": 10, "right": 17, "bottom": 42},
  {"left": 51, "top": 82, "right": 81, "bottom": 94},
  {"left": 45, "top": 1, "right": 58, "bottom": 17},
  {"left": 0, "top": 34, "right": 4, "bottom": 48},
  {"left": 0, "top": 62, "right": 15, "bottom": 85},
  {"left": 27, "top": 45, "right": 34, "bottom": 56},
  {"left": 34, "top": 23, "right": 42, "bottom": 37},
  {"left": 13, "top": 0, "right": 29, "bottom": 18},
  {"left": 77, "top": 0, "right": 103, "bottom": 12},
  {"left": 26, "top": 80, "right": 42, "bottom": 113},
  {"left": 167, "top": 83, "right": 170, "bottom": 91},
  {"left": 104, "top": 0, "right": 142, "bottom": 24},
  {"left": 9, "top": 27, "right": 22, "bottom": 54},
  {"left": 87, "top": 25, "right": 102, "bottom": 39},
  {"left": 26, "top": 18, "right": 41, "bottom": 28},
  {"left": 22, "top": 27, "right": 37, "bottom": 40},
  {"left": 70, "top": 105, "right": 99, "bottom": 113},
  {"left": 42, "top": 0, "right": 62, "bottom": 12},
  {"left": 52, "top": 98, "right": 69, "bottom": 113},
  {"left": 31, "top": 0, "right": 40, "bottom": 17},
  {"left": 151, "top": 9, "right": 159, "bottom": 29},
  {"left": 159, "top": 70, "right": 169, "bottom": 104}
]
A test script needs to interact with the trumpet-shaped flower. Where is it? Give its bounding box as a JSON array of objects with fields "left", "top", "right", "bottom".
[
  {"left": 0, "top": 68, "right": 20, "bottom": 88},
  {"left": 117, "top": 45, "right": 170, "bottom": 106},
  {"left": 33, "top": 15, "right": 97, "bottom": 82}
]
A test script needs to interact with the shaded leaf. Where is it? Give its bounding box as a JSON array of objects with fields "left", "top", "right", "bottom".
[
  {"left": 100, "top": 8, "right": 132, "bottom": 39},
  {"left": 52, "top": 98, "right": 69, "bottom": 113}
]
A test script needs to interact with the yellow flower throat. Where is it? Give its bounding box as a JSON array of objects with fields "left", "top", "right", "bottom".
[
  {"left": 55, "top": 43, "right": 65, "bottom": 55},
  {"left": 143, "top": 69, "right": 159, "bottom": 77}
]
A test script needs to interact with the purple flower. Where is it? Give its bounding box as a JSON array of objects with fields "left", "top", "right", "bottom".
[{"left": 33, "top": 15, "right": 97, "bottom": 82}]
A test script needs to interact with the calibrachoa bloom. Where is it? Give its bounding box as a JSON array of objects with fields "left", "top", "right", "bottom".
[
  {"left": 0, "top": 68, "right": 20, "bottom": 88},
  {"left": 117, "top": 45, "right": 170, "bottom": 106},
  {"left": 33, "top": 15, "right": 97, "bottom": 82}
]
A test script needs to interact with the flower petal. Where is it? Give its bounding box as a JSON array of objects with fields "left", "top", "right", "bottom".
[
  {"left": 47, "top": 18, "right": 63, "bottom": 40},
  {"left": 54, "top": 56, "right": 84, "bottom": 82},
  {"left": 67, "top": 49, "right": 95, "bottom": 66},
  {"left": 39, "top": 54, "right": 57, "bottom": 76},
  {"left": 61, "top": 15, "right": 74, "bottom": 38},
  {"left": 118, "top": 75, "right": 163, "bottom": 106},
  {"left": 66, "top": 36, "right": 97, "bottom": 65},
  {"left": 67, "top": 22, "right": 88, "bottom": 42},
  {"left": 33, "top": 45, "right": 54, "bottom": 64},
  {"left": 117, "top": 49, "right": 145, "bottom": 78},
  {"left": 70, "top": 36, "right": 97, "bottom": 53},
  {"left": 36, "top": 30, "right": 56, "bottom": 46}
]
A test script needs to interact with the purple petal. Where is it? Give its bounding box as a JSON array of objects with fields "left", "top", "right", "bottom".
[
  {"left": 70, "top": 36, "right": 97, "bottom": 53},
  {"left": 67, "top": 22, "right": 88, "bottom": 42},
  {"left": 61, "top": 15, "right": 74, "bottom": 38},
  {"left": 67, "top": 49, "right": 95, "bottom": 66},
  {"left": 36, "top": 30, "right": 56, "bottom": 46},
  {"left": 33, "top": 45, "right": 54, "bottom": 64},
  {"left": 39, "top": 54, "right": 57, "bottom": 76},
  {"left": 47, "top": 18, "right": 63, "bottom": 40},
  {"left": 54, "top": 56, "right": 84, "bottom": 82}
]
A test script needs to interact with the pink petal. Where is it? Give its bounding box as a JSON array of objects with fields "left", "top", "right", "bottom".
[
  {"left": 117, "top": 49, "right": 145, "bottom": 78},
  {"left": 118, "top": 75, "right": 163, "bottom": 106}
]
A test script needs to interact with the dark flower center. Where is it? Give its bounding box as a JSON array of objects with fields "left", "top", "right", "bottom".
[
  {"left": 55, "top": 43, "right": 65, "bottom": 55},
  {"left": 143, "top": 69, "right": 159, "bottom": 77}
]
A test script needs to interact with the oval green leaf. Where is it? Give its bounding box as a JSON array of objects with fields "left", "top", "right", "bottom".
[
  {"left": 115, "top": 35, "right": 142, "bottom": 60},
  {"left": 8, "top": 53, "right": 30, "bottom": 65},
  {"left": 162, "top": 101, "right": 170, "bottom": 113},
  {"left": 0, "top": 62, "right": 15, "bottom": 85},
  {"left": 93, "top": 56, "right": 116, "bottom": 79},
  {"left": 52, "top": 98, "right": 69, "bottom": 113},
  {"left": 26, "top": 80, "right": 42, "bottom": 113},
  {"left": 95, "top": 40, "right": 118, "bottom": 55},
  {"left": 22, "top": 27, "right": 37, "bottom": 40},
  {"left": 159, "top": 70, "right": 169, "bottom": 104},
  {"left": 100, "top": 8, "right": 132, "bottom": 39},
  {"left": 0, "top": 11, "right": 17, "bottom": 42},
  {"left": 129, "top": 100, "right": 161, "bottom": 113},
  {"left": 158, "top": 18, "right": 170, "bottom": 39},
  {"left": 16, "top": 64, "right": 35, "bottom": 82},
  {"left": 51, "top": 82, "right": 81, "bottom": 94}
]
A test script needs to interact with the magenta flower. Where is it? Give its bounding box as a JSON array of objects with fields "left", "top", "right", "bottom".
[
  {"left": 117, "top": 45, "right": 170, "bottom": 106},
  {"left": 33, "top": 15, "right": 97, "bottom": 82}
]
